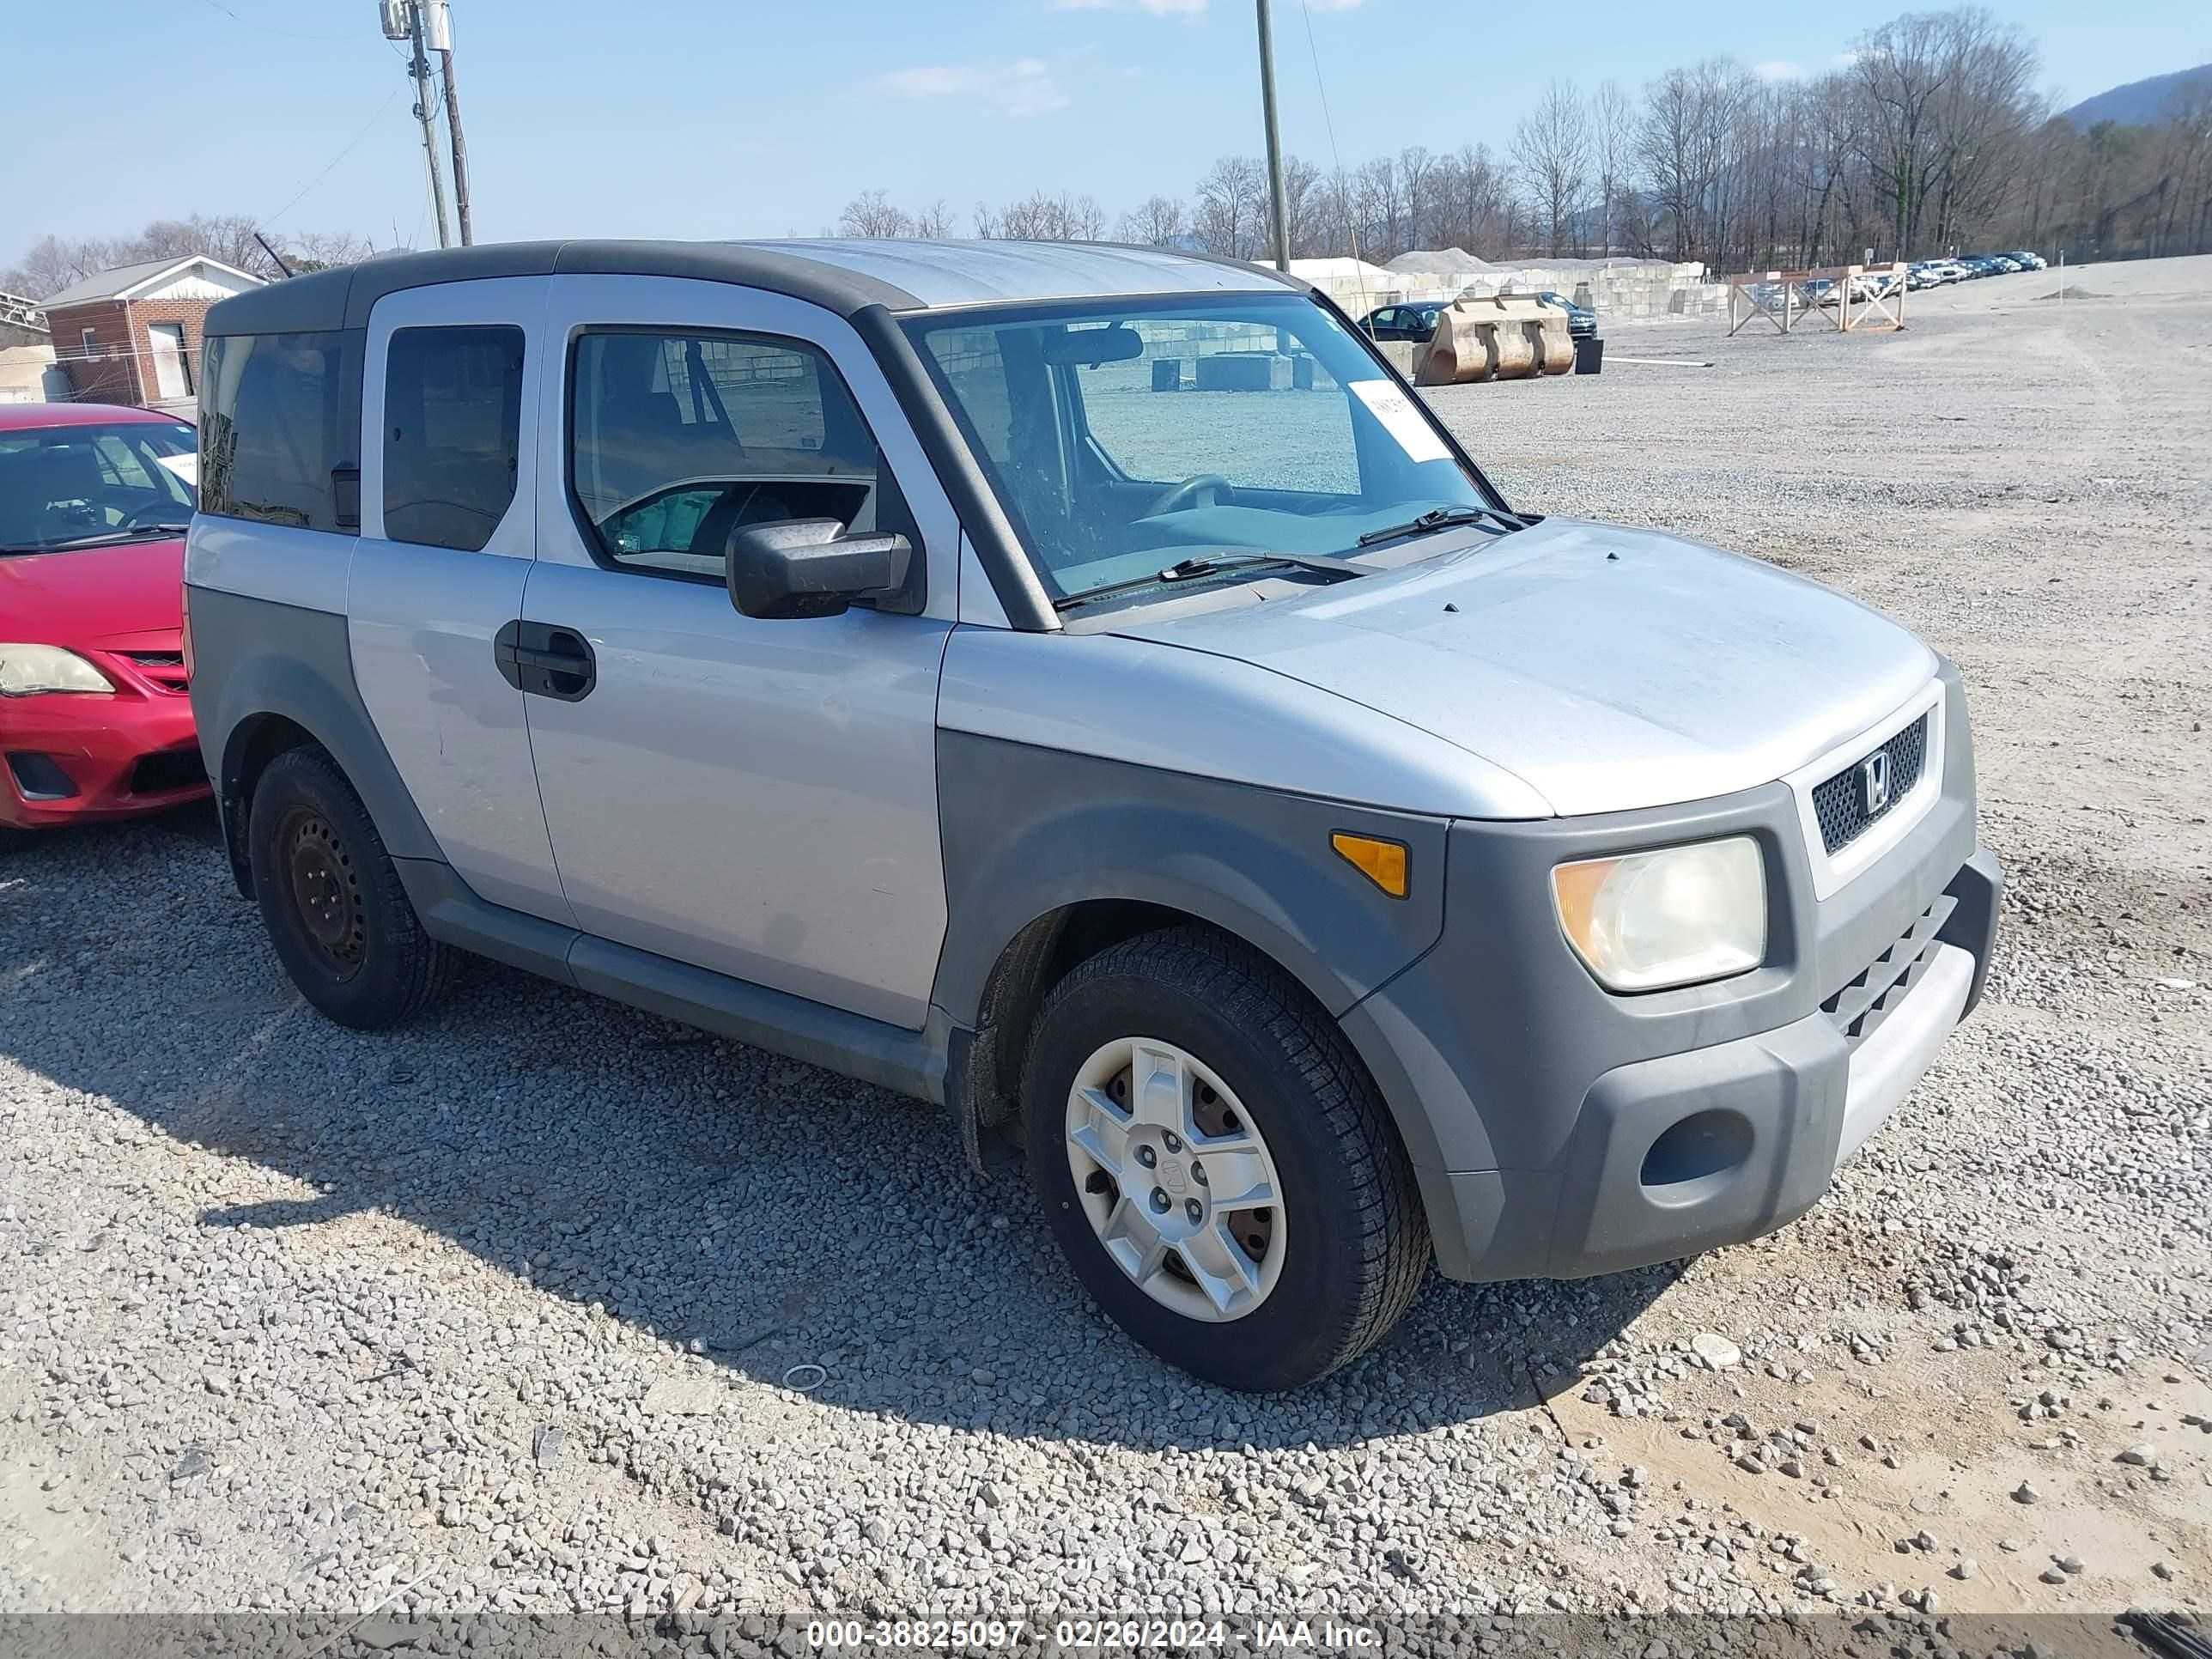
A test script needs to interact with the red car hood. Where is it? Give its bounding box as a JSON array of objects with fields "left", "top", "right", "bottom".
[{"left": 0, "top": 536, "right": 185, "bottom": 649}]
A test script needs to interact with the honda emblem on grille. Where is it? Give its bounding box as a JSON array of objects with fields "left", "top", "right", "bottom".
[{"left": 1859, "top": 750, "right": 1892, "bottom": 815}]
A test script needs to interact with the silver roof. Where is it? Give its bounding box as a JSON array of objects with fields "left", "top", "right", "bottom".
[
  {"left": 206, "top": 239, "right": 1305, "bottom": 337},
  {"left": 741, "top": 240, "right": 1295, "bottom": 309}
]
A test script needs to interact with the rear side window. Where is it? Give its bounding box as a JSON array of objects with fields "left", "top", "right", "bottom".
[
  {"left": 199, "top": 331, "right": 363, "bottom": 533},
  {"left": 383, "top": 325, "right": 526, "bottom": 551}
]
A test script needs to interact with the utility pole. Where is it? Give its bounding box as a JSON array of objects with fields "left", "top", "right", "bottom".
[
  {"left": 408, "top": 2, "right": 452, "bottom": 248},
  {"left": 1255, "top": 0, "right": 1291, "bottom": 272},
  {"left": 435, "top": 14, "right": 474, "bottom": 245}
]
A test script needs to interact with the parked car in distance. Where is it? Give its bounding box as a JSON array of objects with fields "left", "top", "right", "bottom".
[
  {"left": 1364, "top": 292, "right": 1595, "bottom": 343},
  {"left": 188, "top": 240, "right": 2001, "bottom": 1391},
  {"left": 1360, "top": 302, "right": 1443, "bottom": 342},
  {"left": 1, "top": 402, "right": 205, "bottom": 833},
  {"left": 1532, "top": 291, "right": 1597, "bottom": 340}
]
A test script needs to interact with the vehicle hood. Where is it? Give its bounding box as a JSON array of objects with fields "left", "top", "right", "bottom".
[
  {"left": 1105, "top": 517, "right": 1937, "bottom": 817},
  {"left": 0, "top": 537, "right": 185, "bottom": 647}
]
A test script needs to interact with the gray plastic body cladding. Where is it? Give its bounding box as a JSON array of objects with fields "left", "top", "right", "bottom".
[
  {"left": 391, "top": 860, "right": 950, "bottom": 1104},
  {"left": 1346, "top": 666, "right": 1990, "bottom": 1281},
  {"left": 930, "top": 731, "right": 1449, "bottom": 1028},
  {"left": 185, "top": 585, "right": 441, "bottom": 873}
]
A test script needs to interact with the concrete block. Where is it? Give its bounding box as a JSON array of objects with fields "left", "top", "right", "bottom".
[{"left": 1194, "top": 352, "right": 1291, "bottom": 392}]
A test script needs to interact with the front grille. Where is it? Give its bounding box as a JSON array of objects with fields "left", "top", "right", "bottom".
[
  {"left": 129, "top": 746, "right": 206, "bottom": 796},
  {"left": 1811, "top": 712, "right": 1928, "bottom": 855},
  {"left": 1822, "top": 897, "right": 1954, "bottom": 1049},
  {"left": 120, "top": 650, "right": 189, "bottom": 693}
]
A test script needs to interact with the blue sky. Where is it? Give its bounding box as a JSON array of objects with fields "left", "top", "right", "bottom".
[{"left": 8, "top": 0, "right": 2206, "bottom": 267}]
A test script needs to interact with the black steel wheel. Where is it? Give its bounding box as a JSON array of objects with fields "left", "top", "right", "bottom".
[{"left": 246, "top": 746, "right": 458, "bottom": 1029}]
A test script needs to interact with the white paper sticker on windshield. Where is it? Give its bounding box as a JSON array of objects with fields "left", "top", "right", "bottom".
[
  {"left": 155, "top": 452, "right": 199, "bottom": 487},
  {"left": 1349, "top": 379, "right": 1450, "bottom": 464}
]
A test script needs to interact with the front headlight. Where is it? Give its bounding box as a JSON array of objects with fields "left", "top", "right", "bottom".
[
  {"left": 1551, "top": 836, "right": 1766, "bottom": 992},
  {"left": 0, "top": 644, "right": 116, "bottom": 697}
]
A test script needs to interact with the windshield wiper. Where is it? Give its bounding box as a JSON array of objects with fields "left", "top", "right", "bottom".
[
  {"left": 40, "top": 525, "right": 192, "bottom": 550},
  {"left": 1053, "top": 552, "right": 1367, "bottom": 612},
  {"left": 1356, "top": 504, "right": 1524, "bottom": 548}
]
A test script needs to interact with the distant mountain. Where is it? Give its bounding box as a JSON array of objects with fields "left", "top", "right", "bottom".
[{"left": 2062, "top": 64, "right": 2212, "bottom": 128}]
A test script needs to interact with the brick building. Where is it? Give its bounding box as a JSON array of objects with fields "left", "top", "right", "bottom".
[{"left": 43, "top": 256, "right": 263, "bottom": 413}]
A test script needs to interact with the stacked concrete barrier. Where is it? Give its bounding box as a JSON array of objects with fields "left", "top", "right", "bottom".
[{"left": 1414, "top": 296, "right": 1571, "bottom": 386}]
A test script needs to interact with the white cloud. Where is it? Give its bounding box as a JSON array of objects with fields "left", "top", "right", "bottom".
[
  {"left": 1832, "top": 48, "right": 1864, "bottom": 68},
  {"left": 875, "top": 58, "right": 1070, "bottom": 118},
  {"left": 1753, "top": 59, "right": 1806, "bottom": 82}
]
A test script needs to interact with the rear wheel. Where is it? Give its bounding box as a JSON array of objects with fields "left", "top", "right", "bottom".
[
  {"left": 1023, "top": 927, "right": 1428, "bottom": 1391},
  {"left": 246, "top": 747, "right": 457, "bottom": 1029}
]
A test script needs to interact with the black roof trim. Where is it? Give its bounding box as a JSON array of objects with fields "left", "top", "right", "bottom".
[{"left": 204, "top": 240, "right": 926, "bottom": 337}]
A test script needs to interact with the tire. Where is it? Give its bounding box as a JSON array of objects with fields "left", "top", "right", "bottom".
[
  {"left": 1022, "top": 926, "right": 1428, "bottom": 1391},
  {"left": 246, "top": 745, "right": 459, "bottom": 1030}
]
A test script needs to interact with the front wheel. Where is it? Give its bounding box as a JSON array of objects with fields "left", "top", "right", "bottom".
[{"left": 1022, "top": 927, "right": 1428, "bottom": 1391}]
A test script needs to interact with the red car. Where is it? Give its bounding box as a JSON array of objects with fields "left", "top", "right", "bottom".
[{"left": 0, "top": 402, "right": 207, "bottom": 832}]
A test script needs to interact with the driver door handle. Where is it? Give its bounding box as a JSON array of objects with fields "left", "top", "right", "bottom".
[{"left": 494, "top": 620, "right": 596, "bottom": 702}]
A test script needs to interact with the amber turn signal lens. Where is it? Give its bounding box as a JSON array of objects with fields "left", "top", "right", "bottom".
[{"left": 1331, "top": 831, "right": 1409, "bottom": 898}]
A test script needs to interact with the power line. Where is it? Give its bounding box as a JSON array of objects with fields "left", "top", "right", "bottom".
[
  {"left": 186, "top": 0, "right": 358, "bottom": 46},
  {"left": 259, "top": 82, "right": 406, "bottom": 231},
  {"left": 1298, "top": 0, "right": 1374, "bottom": 315}
]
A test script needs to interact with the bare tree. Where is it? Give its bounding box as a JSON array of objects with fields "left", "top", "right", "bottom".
[
  {"left": 912, "top": 199, "right": 957, "bottom": 239},
  {"left": 1853, "top": 12, "right": 1959, "bottom": 252},
  {"left": 3, "top": 236, "right": 119, "bottom": 298},
  {"left": 838, "top": 190, "right": 913, "bottom": 238},
  {"left": 1396, "top": 146, "right": 1437, "bottom": 252},
  {"left": 1443, "top": 143, "right": 1510, "bottom": 257},
  {"left": 1352, "top": 156, "right": 1402, "bottom": 259},
  {"left": 1591, "top": 80, "right": 1634, "bottom": 255},
  {"left": 1116, "top": 195, "right": 1186, "bottom": 246},
  {"left": 283, "top": 230, "right": 375, "bottom": 272},
  {"left": 972, "top": 201, "right": 1003, "bottom": 240},
  {"left": 1194, "top": 155, "right": 1269, "bottom": 260},
  {"left": 1274, "top": 155, "right": 1322, "bottom": 257},
  {"left": 1, "top": 214, "right": 380, "bottom": 297},
  {"left": 1300, "top": 166, "right": 1355, "bottom": 259},
  {"left": 1513, "top": 80, "right": 1593, "bottom": 255},
  {"left": 996, "top": 191, "right": 1105, "bottom": 241},
  {"left": 1635, "top": 58, "right": 1748, "bottom": 262}
]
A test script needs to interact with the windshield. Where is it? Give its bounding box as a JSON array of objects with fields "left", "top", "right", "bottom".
[
  {"left": 0, "top": 419, "right": 197, "bottom": 553},
  {"left": 905, "top": 292, "right": 1499, "bottom": 605}
]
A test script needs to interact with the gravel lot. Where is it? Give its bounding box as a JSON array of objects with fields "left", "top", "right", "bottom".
[{"left": 2, "top": 256, "right": 2206, "bottom": 1641}]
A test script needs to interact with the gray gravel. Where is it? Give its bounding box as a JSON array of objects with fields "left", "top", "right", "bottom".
[{"left": 2, "top": 256, "right": 2206, "bottom": 1631}]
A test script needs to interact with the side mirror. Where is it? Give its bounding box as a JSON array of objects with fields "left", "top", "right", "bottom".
[{"left": 726, "top": 518, "right": 913, "bottom": 620}]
